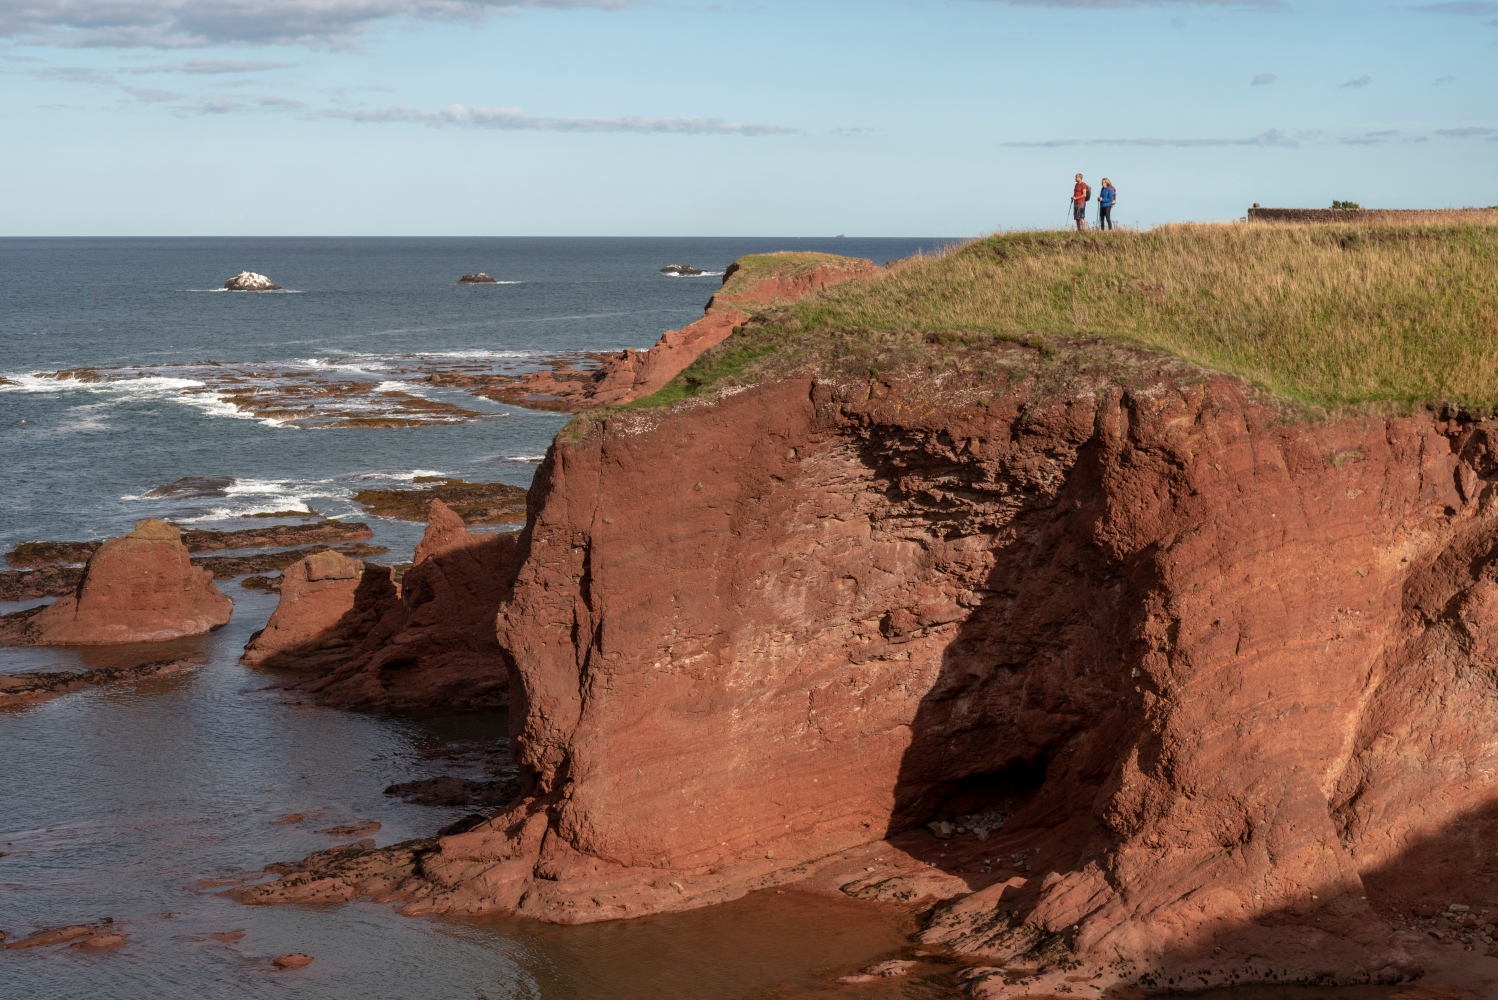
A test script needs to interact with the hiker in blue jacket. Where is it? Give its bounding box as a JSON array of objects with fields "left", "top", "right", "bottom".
[{"left": 1098, "top": 178, "right": 1117, "bottom": 231}]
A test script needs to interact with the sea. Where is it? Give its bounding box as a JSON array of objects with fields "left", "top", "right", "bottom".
[{"left": 0, "top": 237, "right": 957, "bottom": 1000}]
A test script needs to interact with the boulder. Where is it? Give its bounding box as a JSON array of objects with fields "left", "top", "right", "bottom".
[
  {"left": 458, "top": 273, "right": 498, "bottom": 284},
  {"left": 223, "top": 271, "right": 282, "bottom": 291},
  {"left": 2, "top": 519, "right": 232, "bottom": 645},
  {"left": 241, "top": 550, "right": 400, "bottom": 670}
]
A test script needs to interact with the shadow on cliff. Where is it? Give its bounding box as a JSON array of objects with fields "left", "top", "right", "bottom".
[{"left": 878, "top": 417, "right": 1144, "bottom": 879}]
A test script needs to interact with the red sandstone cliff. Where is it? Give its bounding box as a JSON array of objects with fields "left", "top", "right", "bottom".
[
  {"left": 0, "top": 519, "right": 231, "bottom": 645},
  {"left": 238, "top": 360, "right": 1498, "bottom": 994}
]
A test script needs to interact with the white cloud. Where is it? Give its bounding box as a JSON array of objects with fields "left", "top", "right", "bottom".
[
  {"left": 0, "top": 0, "right": 630, "bottom": 50},
  {"left": 1436, "top": 126, "right": 1497, "bottom": 136},
  {"left": 1251, "top": 72, "right": 1276, "bottom": 84},
  {"left": 1412, "top": 2, "right": 1497, "bottom": 13},
  {"left": 1003, "top": 129, "right": 1297, "bottom": 148},
  {"left": 1338, "top": 75, "right": 1373, "bottom": 88},
  {"left": 123, "top": 59, "right": 299, "bottom": 74},
  {"left": 325, "top": 103, "right": 798, "bottom": 135},
  {"left": 120, "top": 83, "right": 179, "bottom": 101},
  {"left": 983, "top": 0, "right": 1285, "bottom": 6}
]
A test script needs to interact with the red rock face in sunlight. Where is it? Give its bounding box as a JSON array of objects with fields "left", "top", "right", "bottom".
[
  {"left": 239, "top": 368, "right": 1498, "bottom": 994},
  {"left": 0, "top": 519, "right": 231, "bottom": 645}
]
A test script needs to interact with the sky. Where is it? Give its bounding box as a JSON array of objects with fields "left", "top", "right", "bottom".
[{"left": 1, "top": 0, "right": 1494, "bottom": 236}]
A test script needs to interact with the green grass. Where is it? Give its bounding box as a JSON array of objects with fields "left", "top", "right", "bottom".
[
  {"left": 622, "top": 341, "right": 779, "bottom": 409},
  {"left": 718, "top": 251, "right": 869, "bottom": 297},
  {"left": 632, "top": 216, "right": 1498, "bottom": 413}
]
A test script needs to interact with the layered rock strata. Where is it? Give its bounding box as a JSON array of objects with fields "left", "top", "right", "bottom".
[
  {"left": 0, "top": 519, "right": 232, "bottom": 645},
  {"left": 240, "top": 365, "right": 1498, "bottom": 993}
]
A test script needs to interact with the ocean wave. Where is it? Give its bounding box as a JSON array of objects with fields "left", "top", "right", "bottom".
[{"left": 0, "top": 373, "right": 207, "bottom": 395}]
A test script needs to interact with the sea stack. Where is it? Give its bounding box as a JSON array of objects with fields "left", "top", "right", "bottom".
[
  {"left": 458, "top": 273, "right": 498, "bottom": 284},
  {"left": 4, "top": 519, "right": 232, "bottom": 645},
  {"left": 302, "top": 499, "right": 515, "bottom": 713},
  {"left": 224, "top": 271, "right": 282, "bottom": 291},
  {"left": 241, "top": 549, "right": 397, "bottom": 670}
]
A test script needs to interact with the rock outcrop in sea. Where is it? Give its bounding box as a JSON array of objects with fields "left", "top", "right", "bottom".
[
  {"left": 0, "top": 519, "right": 232, "bottom": 645},
  {"left": 241, "top": 550, "right": 393, "bottom": 670},
  {"left": 239, "top": 501, "right": 513, "bottom": 713},
  {"left": 223, "top": 272, "right": 282, "bottom": 291},
  {"left": 304, "top": 500, "right": 515, "bottom": 713},
  {"left": 660, "top": 264, "right": 703, "bottom": 276},
  {"left": 458, "top": 273, "right": 498, "bottom": 284}
]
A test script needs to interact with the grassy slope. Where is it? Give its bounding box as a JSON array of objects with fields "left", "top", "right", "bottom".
[{"left": 634, "top": 216, "right": 1498, "bottom": 413}]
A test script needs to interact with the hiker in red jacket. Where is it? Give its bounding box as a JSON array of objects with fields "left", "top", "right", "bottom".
[{"left": 1072, "top": 174, "right": 1091, "bottom": 231}]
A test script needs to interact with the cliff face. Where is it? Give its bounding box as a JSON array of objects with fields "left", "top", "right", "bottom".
[{"left": 408, "top": 367, "right": 1498, "bottom": 989}]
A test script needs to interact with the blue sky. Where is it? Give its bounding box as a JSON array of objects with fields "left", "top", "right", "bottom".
[{"left": 2, "top": 0, "right": 1494, "bottom": 236}]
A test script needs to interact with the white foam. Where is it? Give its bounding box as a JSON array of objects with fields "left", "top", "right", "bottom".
[
  {"left": 664, "top": 271, "right": 724, "bottom": 277},
  {"left": 373, "top": 380, "right": 415, "bottom": 394},
  {"left": 222, "top": 478, "right": 290, "bottom": 495},
  {"left": 298, "top": 357, "right": 387, "bottom": 373}
]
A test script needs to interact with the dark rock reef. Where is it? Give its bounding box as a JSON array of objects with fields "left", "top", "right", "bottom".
[
  {"left": 0, "top": 658, "right": 201, "bottom": 707},
  {"left": 458, "top": 273, "right": 498, "bottom": 284},
  {"left": 352, "top": 478, "right": 526, "bottom": 526},
  {"left": 660, "top": 264, "right": 703, "bottom": 276}
]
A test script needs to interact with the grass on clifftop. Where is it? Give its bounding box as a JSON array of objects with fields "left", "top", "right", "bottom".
[
  {"left": 717, "top": 251, "right": 870, "bottom": 297},
  {"left": 636, "top": 215, "right": 1498, "bottom": 412}
]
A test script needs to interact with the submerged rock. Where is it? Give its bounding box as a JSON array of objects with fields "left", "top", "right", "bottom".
[
  {"left": 0, "top": 564, "right": 85, "bottom": 600},
  {"left": 352, "top": 478, "right": 526, "bottom": 526},
  {"left": 223, "top": 271, "right": 281, "bottom": 291},
  {"left": 0, "top": 658, "right": 201, "bottom": 707},
  {"left": 457, "top": 273, "right": 498, "bottom": 284},
  {"left": 142, "top": 475, "right": 236, "bottom": 499},
  {"left": 4, "top": 540, "right": 102, "bottom": 568},
  {"left": 0, "top": 520, "right": 231, "bottom": 646}
]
